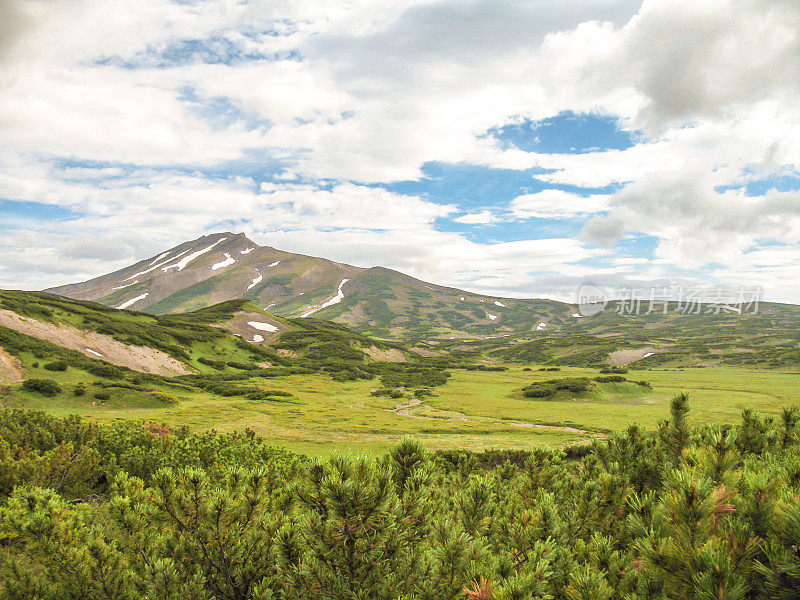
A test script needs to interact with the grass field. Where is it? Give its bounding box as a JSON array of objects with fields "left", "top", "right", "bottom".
[{"left": 6, "top": 363, "right": 800, "bottom": 456}]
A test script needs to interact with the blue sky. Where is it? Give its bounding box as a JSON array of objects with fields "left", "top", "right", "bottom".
[{"left": 1, "top": 0, "right": 799, "bottom": 301}]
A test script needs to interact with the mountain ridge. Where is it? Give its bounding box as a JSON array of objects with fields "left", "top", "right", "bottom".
[{"left": 46, "top": 232, "right": 573, "bottom": 337}]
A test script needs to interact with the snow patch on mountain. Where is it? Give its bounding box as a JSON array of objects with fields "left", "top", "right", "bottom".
[
  {"left": 85, "top": 348, "right": 105, "bottom": 358},
  {"left": 536, "top": 322, "right": 547, "bottom": 331},
  {"left": 149, "top": 251, "right": 170, "bottom": 266},
  {"left": 211, "top": 253, "right": 235, "bottom": 270},
  {"left": 320, "top": 279, "right": 349, "bottom": 309},
  {"left": 300, "top": 278, "right": 349, "bottom": 317},
  {"left": 267, "top": 261, "right": 280, "bottom": 267},
  {"left": 486, "top": 313, "right": 498, "bottom": 321},
  {"left": 247, "top": 321, "right": 279, "bottom": 332},
  {"left": 123, "top": 251, "right": 187, "bottom": 282},
  {"left": 163, "top": 238, "right": 226, "bottom": 272},
  {"left": 247, "top": 274, "right": 263, "bottom": 290},
  {"left": 112, "top": 280, "right": 138, "bottom": 290},
  {"left": 240, "top": 247, "right": 254, "bottom": 254},
  {"left": 252, "top": 334, "right": 264, "bottom": 343},
  {"left": 117, "top": 293, "right": 149, "bottom": 310},
  {"left": 494, "top": 301, "right": 506, "bottom": 307}
]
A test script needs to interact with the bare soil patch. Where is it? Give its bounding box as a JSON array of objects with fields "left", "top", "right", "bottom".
[
  {"left": 0, "top": 310, "right": 189, "bottom": 375},
  {"left": 410, "top": 346, "right": 445, "bottom": 358},
  {"left": 0, "top": 346, "right": 25, "bottom": 382},
  {"left": 608, "top": 346, "right": 660, "bottom": 366},
  {"left": 363, "top": 346, "right": 406, "bottom": 362}
]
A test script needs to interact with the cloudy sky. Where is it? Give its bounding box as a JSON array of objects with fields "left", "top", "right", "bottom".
[{"left": 1, "top": 0, "right": 799, "bottom": 302}]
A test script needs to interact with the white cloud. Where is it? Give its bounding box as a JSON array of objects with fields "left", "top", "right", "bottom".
[
  {"left": 510, "top": 190, "right": 611, "bottom": 219},
  {"left": 453, "top": 210, "right": 499, "bottom": 225},
  {"left": 0, "top": 0, "right": 799, "bottom": 302}
]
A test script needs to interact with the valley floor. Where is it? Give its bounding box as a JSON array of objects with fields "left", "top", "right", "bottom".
[{"left": 7, "top": 364, "right": 800, "bottom": 455}]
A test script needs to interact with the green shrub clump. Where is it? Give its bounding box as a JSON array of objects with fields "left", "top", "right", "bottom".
[
  {"left": 149, "top": 392, "right": 179, "bottom": 405},
  {"left": 43, "top": 361, "right": 68, "bottom": 372},
  {"left": 380, "top": 368, "right": 449, "bottom": 388},
  {"left": 371, "top": 388, "right": 405, "bottom": 399},
  {"left": 93, "top": 391, "right": 111, "bottom": 401},
  {"left": 245, "top": 390, "right": 295, "bottom": 402},
  {"left": 198, "top": 357, "right": 227, "bottom": 370},
  {"left": 85, "top": 363, "right": 124, "bottom": 379},
  {"left": 595, "top": 375, "right": 627, "bottom": 383},
  {"left": 522, "top": 377, "right": 591, "bottom": 398},
  {"left": 226, "top": 361, "right": 257, "bottom": 371},
  {"left": 600, "top": 366, "right": 628, "bottom": 374},
  {"left": 22, "top": 378, "right": 62, "bottom": 397}
]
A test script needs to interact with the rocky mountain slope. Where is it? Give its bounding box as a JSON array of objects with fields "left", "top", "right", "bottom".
[{"left": 47, "top": 232, "right": 574, "bottom": 338}]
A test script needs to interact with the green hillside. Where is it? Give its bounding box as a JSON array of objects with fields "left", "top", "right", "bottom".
[
  {"left": 3, "top": 290, "right": 800, "bottom": 455},
  {"left": 450, "top": 300, "right": 800, "bottom": 369}
]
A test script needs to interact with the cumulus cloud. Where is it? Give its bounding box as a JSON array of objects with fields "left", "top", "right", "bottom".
[
  {"left": 0, "top": 0, "right": 799, "bottom": 301},
  {"left": 510, "top": 190, "right": 611, "bottom": 219},
  {"left": 581, "top": 215, "right": 626, "bottom": 248}
]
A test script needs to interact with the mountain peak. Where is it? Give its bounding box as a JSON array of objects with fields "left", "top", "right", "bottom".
[
  {"left": 197, "top": 231, "right": 258, "bottom": 246},
  {"left": 46, "top": 233, "right": 570, "bottom": 337}
]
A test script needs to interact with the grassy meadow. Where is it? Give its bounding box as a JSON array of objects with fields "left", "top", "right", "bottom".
[{"left": 6, "top": 362, "right": 799, "bottom": 456}]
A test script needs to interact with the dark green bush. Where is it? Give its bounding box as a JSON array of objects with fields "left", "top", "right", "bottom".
[
  {"left": 522, "top": 377, "right": 591, "bottom": 398},
  {"left": 22, "top": 378, "right": 62, "bottom": 397},
  {"left": 226, "top": 361, "right": 257, "bottom": 371},
  {"left": 93, "top": 391, "right": 111, "bottom": 401},
  {"left": 595, "top": 375, "right": 627, "bottom": 383},
  {"left": 380, "top": 368, "right": 449, "bottom": 388},
  {"left": 44, "top": 361, "right": 67, "bottom": 372},
  {"left": 198, "top": 357, "right": 227, "bottom": 369},
  {"left": 371, "top": 388, "right": 405, "bottom": 399},
  {"left": 245, "top": 390, "right": 295, "bottom": 402},
  {"left": 149, "top": 392, "right": 179, "bottom": 405}
]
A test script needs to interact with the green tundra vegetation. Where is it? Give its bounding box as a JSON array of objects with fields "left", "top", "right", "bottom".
[
  {"left": 4, "top": 305, "right": 800, "bottom": 454},
  {"left": 3, "top": 292, "right": 800, "bottom": 597},
  {"left": 2, "top": 397, "right": 800, "bottom": 599}
]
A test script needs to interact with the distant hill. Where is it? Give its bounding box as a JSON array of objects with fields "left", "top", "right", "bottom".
[
  {"left": 46, "top": 232, "right": 572, "bottom": 338},
  {"left": 0, "top": 290, "right": 418, "bottom": 385},
  {"left": 453, "top": 299, "right": 800, "bottom": 369}
]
